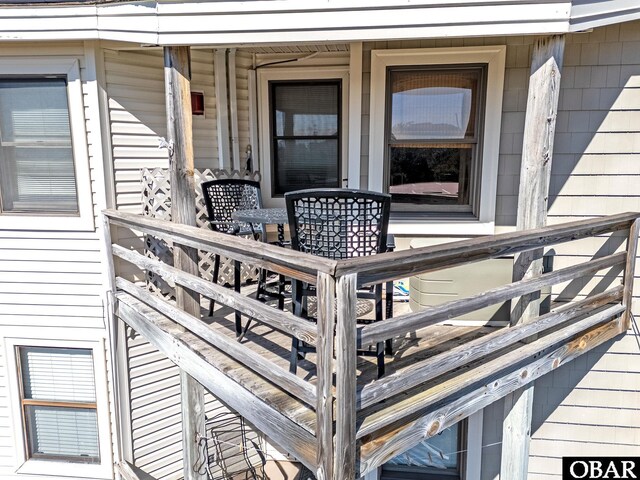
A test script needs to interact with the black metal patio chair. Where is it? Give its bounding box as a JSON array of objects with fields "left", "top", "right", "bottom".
[
  {"left": 285, "top": 188, "right": 393, "bottom": 378},
  {"left": 201, "top": 179, "right": 269, "bottom": 337}
]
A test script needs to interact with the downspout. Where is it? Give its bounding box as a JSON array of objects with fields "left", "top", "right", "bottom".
[
  {"left": 247, "top": 53, "right": 259, "bottom": 173},
  {"left": 228, "top": 48, "right": 241, "bottom": 171},
  {"left": 214, "top": 49, "right": 231, "bottom": 169}
]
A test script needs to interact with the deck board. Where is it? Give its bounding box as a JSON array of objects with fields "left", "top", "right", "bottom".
[{"left": 116, "top": 285, "right": 624, "bottom": 478}]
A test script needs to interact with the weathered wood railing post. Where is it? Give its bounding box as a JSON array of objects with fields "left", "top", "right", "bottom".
[
  {"left": 501, "top": 34, "right": 565, "bottom": 480},
  {"left": 622, "top": 220, "right": 640, "bottom": 331},
  {"left": 335, "top": 273, "right": 358, "bottom": 480},
  {"left": 316, "top": 272, "right": 336, "bottom": 480},
  {"left": 164, "top": 45, "right": 207, "bottom": 480}
]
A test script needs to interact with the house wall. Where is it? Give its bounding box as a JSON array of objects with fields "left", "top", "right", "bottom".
[
  {"left": 355, "top": 23, "right": 640, "bottom": 479},
  {"left": 0, "top": 42, "right": 114, "bottom": 480},
  {"left": 103, "top": 46, "right": 265, "bottom": 479},
  {"left": 469, "top": 23, "right": 640, "bottom": 480},
  {"left": 100, "top": 19, "right": 640, "bottom": 479}
]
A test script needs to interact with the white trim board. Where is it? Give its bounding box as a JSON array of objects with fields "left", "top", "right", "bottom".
[
  {"left": 4, "top": 333, "right": 113, "bottom": 480},
  {"left": 257, "top": 65, "right": 350, "bottom": 207},
  {"left": 367, "top": 46, "right": 506, "bottom": 236},
  {"left": 0, "top": 57, "right": 95, "bottom": 232}
]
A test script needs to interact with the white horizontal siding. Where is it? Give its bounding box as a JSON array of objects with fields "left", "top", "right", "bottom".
[
  {"left": 105, "top": 48, "right": 218, "bottom": 214},
  {"left": 126, "top": 327, "right": 263, "bottom": 480},
  {"left": 476, "top": 22, "right": 640, "bottom": 480}
]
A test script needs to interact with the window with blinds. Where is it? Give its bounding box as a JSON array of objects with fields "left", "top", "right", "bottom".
[
  {"left": 269, "top": 81, "right": 341, "bottom": 195},
  {"left": 0, "top": 78, "right": 79, "bottom": 214},
  {"left": 18, "top": 347, "right": 100, "bottom": 463},
  {"left": 385, "top": 66, "right": 486, "bottom": 214}
]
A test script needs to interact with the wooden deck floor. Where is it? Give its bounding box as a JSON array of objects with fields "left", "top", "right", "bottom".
[
  {"left": 119, "top": 286, "right": 502, "bottom": 438},
  {"left": 116, "top": 281, "right": 624, "bottom": 476},
  {"left": 205, "top": 293, "right": 498, "bottom": 387}
]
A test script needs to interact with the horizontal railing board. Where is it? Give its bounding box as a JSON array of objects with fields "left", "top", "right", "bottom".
[
  {"left": 112, "top": 244, "right": 317, "bottom": 344},
  {"left": 104, "top": 209, "right": 336, "bottom": 283},
  {"left": 116, "top": 277, "right": 317, "bottom": 407},
  {"left": 358, "top": 285, "right": 623, "bottom": 409},
  {"left": 338, "top": 212, "right": 639, "bottom": 286},
  {"left": 357, "top": 313, "right": 624, "bottom": 477},
  {"left": 116, "top": 292, "right": 318, "bottom": 470},
  {"left": 359, "top": 251, "right": 626, "bottom": 346},
  {"left": 356, "top": 304, "right": 625, "bottom": 441}
]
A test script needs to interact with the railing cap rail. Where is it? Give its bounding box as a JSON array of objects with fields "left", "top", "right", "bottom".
[
  {"left": 335, "top": 212, "right": 640, "bottom": 281},
  {"left": 102, "top": 209, "right": 338, "bottom": 276}
]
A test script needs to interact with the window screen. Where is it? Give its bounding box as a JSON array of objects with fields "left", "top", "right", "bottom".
[
  {"left": 19, "top": 347, "right": 99, "bottom": 463},
  {"left": 0, "top": 78, "right": 78, "bottom": 214},
  {"left": 386, "top": 66, "right": 486, "bottom": 213},
  {"left": 270, "top": 81, "right": 341, "bottom": 195}
]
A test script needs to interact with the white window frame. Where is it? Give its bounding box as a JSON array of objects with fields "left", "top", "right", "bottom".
[
  {"left": 368, "top": 46, "right": 506, "bottom": 236},
  {"left": 258, "top": 66, "right": 349, "bottom": 207},
  {"left": 4, "top": 332, "right": 112, "bottom": 479},
  {"left": 0, "top": 57, "right": 94, "bottom": 231}
]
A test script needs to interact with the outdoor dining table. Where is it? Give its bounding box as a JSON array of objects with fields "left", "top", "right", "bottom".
[
  {"left": 232, "top": 207, "right": 288, "bottom": 245},
  {"left": 232, "top": 207, "right": 290, "bottom": 308},
  {"left": 231, "top": 206, "right": 395, "bottom": 319}
]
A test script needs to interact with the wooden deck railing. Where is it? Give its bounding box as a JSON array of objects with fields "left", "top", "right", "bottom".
[{"left": 104, "top": 209, "right": 640, "bottom": 480}]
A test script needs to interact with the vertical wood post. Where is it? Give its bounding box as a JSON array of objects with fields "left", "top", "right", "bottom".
[
  {"left": 316, "top": 273, "right": 336, "bottom": 480},
  {"left": 622, "top": 219, "right": 640, "bottom": 331},
  {"left": 501, "top": 34, "right": 565, "bottom": 480},
  {"left": 164, "top": 45, "right": 206, "bottom": 480},
  {"left": 335, "top": 273, "right": 358, "bottom": 480}
]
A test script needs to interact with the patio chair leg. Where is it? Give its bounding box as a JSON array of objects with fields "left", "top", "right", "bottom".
[
  {"left": 289, "top": 338, "right": 299, "bottom": 374},
  {"left": 376, "top": 342, "right": 385, "bottom": 378},
  {"left": 234, "top": 260, "right": 242, "bottom": 337},
  {"left": 385, "top": 338, "right": 393, "bottom": 356},
  {"left": 278, "top": 274, "right": 285, "bottom": 310},
  {"left": 209, "top": 254, "right": 221, "bottom": 317},
  {"left": 256, "top": 268, "right": 267, "bottom": 302},
  {"left": 375, "top": 283, "right": 383, "bottom": 321}
]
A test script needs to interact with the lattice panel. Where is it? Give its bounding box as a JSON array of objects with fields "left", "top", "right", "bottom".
[{"left": 142, "top": 168, "right": 262, "bottom": 296}]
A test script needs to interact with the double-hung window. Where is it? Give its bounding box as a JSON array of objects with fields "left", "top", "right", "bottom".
[
  {"left": 369, "top": 47, "right": 506, "bottom": 235},
  {"left": 0, "top": 78, "right": 78, "bottom": 214},
  {"left": 0, "top": 58, "right": 93, "bottom": 231},
  {"left": 17, "top": 346, "right": 100, "bottom": 464},
  {"left": 386, "top": 66, "right": 486, "bottom": 213}
]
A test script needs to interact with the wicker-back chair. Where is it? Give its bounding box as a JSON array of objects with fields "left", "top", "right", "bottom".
[
  {"left": 285, "top": 188, "right": 393, "bottom": 377},
  {"left": 201, "top": 179, "right": 265, "bottom": 337}
]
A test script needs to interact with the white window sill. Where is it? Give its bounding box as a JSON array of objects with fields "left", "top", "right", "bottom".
[
  {"left": 17, "top": 458, "right": 111, "bottom": 479},
  {"left": 0, "top": 213, "right": 95, "bottom": 231},
  {"left": 389, "top": 220, "right": 495, "bottom": 236}
]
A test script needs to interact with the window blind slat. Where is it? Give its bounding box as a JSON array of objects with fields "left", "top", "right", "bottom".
[
  {"left": 21, "top": 347, "right": 96, "bottom": 403},
  {"left": 0, "top": 77, "right": 78, "bottom": 213},
  {"left": 26, "top": 406, "right": 100, "bottom": 459}
]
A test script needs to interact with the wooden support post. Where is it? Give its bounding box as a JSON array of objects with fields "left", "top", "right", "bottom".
[
  {"left": 164, "top": 45, "right": 206, "bottom": 480},
  {"left": 501, "top": 34, "right": 565, "bottom": 480},
  {"left": 622, "top": 219, "right": 640, "bottom": 331},
  {"left": 316, "top": 273, "right": 336, "bottom": 480},
  {"left": 335, "top": 274, "right": 358, "bottom": 480}
]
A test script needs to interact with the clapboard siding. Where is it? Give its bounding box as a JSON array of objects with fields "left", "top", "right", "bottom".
[
  {"left": 0, "top": 42, "right": 112, "bottom": 479},
  {"left": 126, "top": 326, "right": 263, "bottom": 480},
  {"left": 470, "top": 23, "right": 640, "bottom": 480},
  {"left": 0, "top": 342, "right": 13, "bottom": 470},
  {"left": 105, "top": 48, "right": 218, "bottom": 214}
]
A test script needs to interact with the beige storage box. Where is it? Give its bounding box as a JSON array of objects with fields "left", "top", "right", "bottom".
[{"left": 408, "top": 238, "right": 552, "bottom": 325}]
